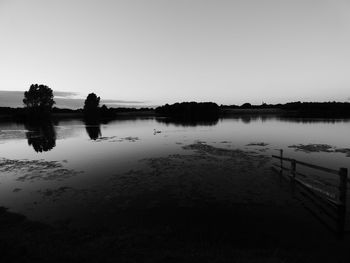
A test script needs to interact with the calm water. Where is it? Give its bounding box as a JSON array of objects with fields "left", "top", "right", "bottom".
[{"left": 0, "top": 116, "right": 349, "bottom": 225}]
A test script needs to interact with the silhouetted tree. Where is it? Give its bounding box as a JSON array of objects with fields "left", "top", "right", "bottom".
[
  {"left": 240, "top": 103, "right": 252, "bottom": 109},
  {"left": 99, "top": 104, "right": 115, "bottom": 118},
  {"left": 25, "top": 120, "right": 56, "bottom": 152},
  {"left": 23, "top": 84, "right": 55, "bottom": 116},
  {"left": 155, "top": 102, "right": 219, "bottom": 121},
  {"left": 83, "top": 93, "right": 100, "bottom": 116},
  {"left": 100, "top": 104, "right": 108, "bottom": 113}
]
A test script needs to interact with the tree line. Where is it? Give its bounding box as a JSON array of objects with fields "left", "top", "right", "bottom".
[
  {"left": 220, "top": 101, "right": 350, "bottom": 117},
  {"left": 155, "top": 102, "right": 220, "bottom": 121},
  {"left": 21, "top": 84, "right": 114, "bottom": 119},
  {"left": 1, "top": 83, "right": 350, "bottom": 120}
]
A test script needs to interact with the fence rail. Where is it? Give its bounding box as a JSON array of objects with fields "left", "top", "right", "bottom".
[
  {"left": 272, "top": 155, "right": 340, "bottom": 175},
  {"left": 271, "top": 149, "right": 348, "bottom": 238}
]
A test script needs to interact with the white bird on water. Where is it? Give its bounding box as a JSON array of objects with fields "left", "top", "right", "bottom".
[{"left": 153, "top": 129, "right": 161, "bottom": 135}]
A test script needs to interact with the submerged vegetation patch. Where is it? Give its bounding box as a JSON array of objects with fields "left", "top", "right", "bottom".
[
  {"left": 182, "top": 142, "right": 261, "bottom": 158},
  {"left": 334, "top": 148, "right": 350, "bottom": 157},
  {"left": 38, "top": 186, "right": 72, "bottom": 198},
  {"left": 0, "top": 158, "right": 62, "bottom": 172},
  {"left": 0, "top": 158, "right": 82, "bottom": 182},
  {"left": 106, "top": 142, "right": 279, "bottom": 210},
  {"left": 37, "top": 186, "right": 94, "bottom": 202},
  {"left": 123, "top": 136, "right": 139, "bottom": 142},
  {"left": 288, "top": 144, "right": 333, "bottom": 153},
  {"left": 288, "top": 144, "right": 350, "bottom": 157},
  {"left": 246, "top": 142, "right": 269, "bottom": 147},
  {"left": 93, "top": 136, "right": 139, "bottom": 143}
]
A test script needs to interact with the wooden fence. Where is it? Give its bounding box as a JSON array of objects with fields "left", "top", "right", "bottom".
[{"left": 272, "top": 149, "right": 348, "bottom": 238}]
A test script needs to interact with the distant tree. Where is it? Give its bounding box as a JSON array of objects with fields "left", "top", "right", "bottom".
[
  {"left": 83, "top": 93, "right": 100, "bottom": 116},
  {"left": 240, "top": 103, "right": 252, "bottom": 109},
  {"left": 100, "top": 104, "right": 108, "bottom": 112},
  {"left": 99, "top": 104, "right": 115, "bottom": 118},
  {"left": 23, "top": 84, "right": 55, "bottom": 114},
  {"left": 155, "top": 102, "right": 219, "bottom": 121}
]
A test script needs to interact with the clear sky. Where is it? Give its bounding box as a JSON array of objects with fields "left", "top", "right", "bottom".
[{"left": 1, "top": 0, "right": 350, "bottom": 107}]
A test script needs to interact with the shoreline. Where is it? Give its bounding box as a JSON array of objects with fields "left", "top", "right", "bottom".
[{"left": 1, "top": 103, "right": 350, "bottom": 122}]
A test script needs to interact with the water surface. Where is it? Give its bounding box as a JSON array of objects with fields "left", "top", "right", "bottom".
[{"left": 0, "top": 116, "right": 349, "bottom": 225}]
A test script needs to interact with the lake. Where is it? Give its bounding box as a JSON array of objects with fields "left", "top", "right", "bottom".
[{"left": 0, "top": 116, "right": 350, "bottom": 227}]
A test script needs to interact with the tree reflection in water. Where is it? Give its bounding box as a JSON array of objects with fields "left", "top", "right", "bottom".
[
  {"left": 25, "top": 120, "right": 56, "bottom": 152},
  {"left": 155, "top": 117, "right": 219, "bottom": 127},
  {"left": 84, "top": 119, "right": 102, "bottom": 140}
]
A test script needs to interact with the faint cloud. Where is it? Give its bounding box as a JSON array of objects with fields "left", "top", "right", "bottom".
[
  {"left": 54, "top": 91, "right": 80, "bottom": 98},
  {"left": 102, "top": 99, "right": 146, "bottom": 104}
]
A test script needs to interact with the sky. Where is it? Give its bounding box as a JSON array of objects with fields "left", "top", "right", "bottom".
[{"left": 0, "top": 0, "right": 350, "bottom": 108}]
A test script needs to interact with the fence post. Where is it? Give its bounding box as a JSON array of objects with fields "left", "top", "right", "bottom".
[
  {"left": 337, "top": 168, "right": 347, "bottom": 239},
  {"left": 339, "top": 168, "right": 348, "bottom": 206},
  {"left": 291, "top": 159, "right": 296, "bottom": 178},
  {"left": 280, "top": 149, "right": 283, "bottom": 170}
]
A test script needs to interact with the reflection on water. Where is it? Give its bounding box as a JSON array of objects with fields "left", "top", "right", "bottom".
[
  {"left": 84, "top": 119, "right": 102, "bottom": 140},
  {"left": 224, "top": 114, "right": 350, "bottom": 124},
  {"left": 272, "top": 160, "right": 347, "bottom": 239},
  {"left": 25, "top": 120, "right": 56, "bottom": 153},
  {"left": 156, "top": 116, "right": 219, "bottom": 126},
  {"left": 0, "top": 115, "right": 350, "bottom": 231}
]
